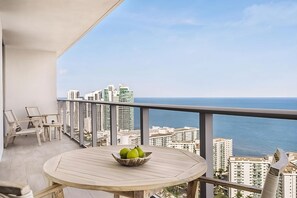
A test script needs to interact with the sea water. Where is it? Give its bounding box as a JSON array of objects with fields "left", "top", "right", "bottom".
[{"left": 134, "top": 98, "right": 297, "bottom": 156}]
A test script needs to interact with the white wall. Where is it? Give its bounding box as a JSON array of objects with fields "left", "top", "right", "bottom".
[
  {"left": 0, "top": 18, "right": 3, "bottom": 160},
  {"left": 4, "top": 47, "right": 57, "bottom": 122}
]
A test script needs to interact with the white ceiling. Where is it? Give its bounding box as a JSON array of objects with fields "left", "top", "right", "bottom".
[{"left": 0, "top": 0, "right": 123, "bottom": 56}]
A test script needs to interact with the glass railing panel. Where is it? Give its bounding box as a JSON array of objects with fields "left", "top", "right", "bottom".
[
  {"left": 213, "top": 115, "right": 297, "bottom": 198},
  {"left": 79, "top": 103, "right": 92, "bottom": 147},
  {"left": 72, "top": 101, "right": 80, "bottom": 141},
  {"left": 81, "top": 103, "right": 103, "bottom": 147},
  {"left": 94, "top": 104, "right": 108, "bottom": 147},
  {"left": 117, "top": 106, "right": 139, "bottom": 147},
  {"left": 136, "top": 109, "right": 199, "bottom": 197},
  {"left": 80, "top": 103, "right": 111, "bottom": 147},
  {"left": 64, "top": 101, "right": 71, "bottom": 136}
]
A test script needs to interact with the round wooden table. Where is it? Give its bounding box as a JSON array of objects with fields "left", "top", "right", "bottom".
[{"left": 43, "top": 146, "right": 207, "bottom": 198}]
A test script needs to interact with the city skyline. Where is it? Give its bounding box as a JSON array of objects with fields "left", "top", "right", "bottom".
[{"left": 57, "top": 0, "right": 297, "bottom": 97}]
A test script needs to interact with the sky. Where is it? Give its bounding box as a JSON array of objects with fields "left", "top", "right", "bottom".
[{"left": 57, "top": 0, "right": 297, "bottom": 98}]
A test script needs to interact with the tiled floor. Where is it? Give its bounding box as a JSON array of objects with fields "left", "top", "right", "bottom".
[{"left": 0, "top": 134, "right": 113, "bottom": 198}]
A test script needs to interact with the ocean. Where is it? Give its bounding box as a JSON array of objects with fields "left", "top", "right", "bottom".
[{"left": 133, "top": 98, "right": 297, "bottom": 157}]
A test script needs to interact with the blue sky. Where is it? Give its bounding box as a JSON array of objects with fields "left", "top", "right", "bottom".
[{"left": 57, "top": 0, "right": 297, "bottom": 97}]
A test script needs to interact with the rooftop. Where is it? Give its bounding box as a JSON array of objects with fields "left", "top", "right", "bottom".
[{"left": 229, "top": 156, "right": 270, "bottom": 162}]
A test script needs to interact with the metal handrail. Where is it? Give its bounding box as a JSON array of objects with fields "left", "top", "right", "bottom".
[{"left": 58, "top": 99, "right": 297, "bottom": 120}]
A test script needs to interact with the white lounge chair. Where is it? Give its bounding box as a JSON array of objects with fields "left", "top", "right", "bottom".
[
  {"left": 0, "top": 180, "right": 64, "bottom": 198},
  {"left": 25, "top": 107, "right": 63, "bottom": 141},
  {"left": 4, "top": 110, "right": 45, "bottom": 147}
]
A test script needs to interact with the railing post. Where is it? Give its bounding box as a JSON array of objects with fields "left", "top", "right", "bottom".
[
  {"left": 62, "top": 102, "right": 67, "bottom": 134},
  {"left": 57, "top": 101, "right": 62, "bottom": 115},
  {"left": 140, "top": 108, "right": 149, "bottom": 146},
  {"left": 91, "top": 103, "right": 97, "bottom": 147},
  {"left": 110, "top": 105, "right": 117, "bottom": 145},
  {"left": 199, "top": 113, "right": 214, "bottom": 198},
  {"left": 79, "top": 102, "right": 84, "bottom": 146},
  {"left": 70, "top": 102, "right": 74, "bottom": 139}
]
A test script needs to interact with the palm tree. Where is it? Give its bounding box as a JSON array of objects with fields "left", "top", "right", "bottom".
[
  {"left": 234, "top": 191, "right": 243, "bottom": 198},
  {"left": 214, "top": 192, "right": 228, "bottom": 198}
]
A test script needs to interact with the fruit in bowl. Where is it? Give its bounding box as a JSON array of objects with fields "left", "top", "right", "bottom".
[
  {"left": 112, "top": 146, "right": 152, "bottom": 166},
  {"left": 120, "top": 148, "right": 130, "bottom": 159}
]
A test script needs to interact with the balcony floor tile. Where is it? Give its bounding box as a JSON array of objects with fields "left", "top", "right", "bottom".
[{"left": 0, "top": 134, "right": 113, "bottom": 198}]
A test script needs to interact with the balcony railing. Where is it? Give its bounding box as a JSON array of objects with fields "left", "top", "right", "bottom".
[{"left": 57, "top": 99, "right": 297, "bottom": 198}]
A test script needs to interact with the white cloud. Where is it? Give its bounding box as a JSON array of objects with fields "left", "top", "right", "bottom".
[
  {"left": 120, "top": 9, "right": 202, "bottom": 27},
  {"left": 58, "top": 68, "right": 68, "bottom": 75},
  {"left": 241, "top": 2, "right": 297, "bottom": 27},
  {"left": 160, "top": 17, "right": 202, "bottom": 26}
]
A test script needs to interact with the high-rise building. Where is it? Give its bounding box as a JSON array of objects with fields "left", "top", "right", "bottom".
[
  {"left": 118, "top": 85, "right": 134, "bottom": 130},
  {"left": 83, "top": 84, "right": 134, "bottom": 131},
  {"left": 173, "top": 127, "right": 199, "bottom": 142},
  {"left": 84, "top": 90, "right": 103, "bottom": 131},
  {"left": 149, "top": 132, "right": 173, "bottom": 147},
  {"left": 66, "top": 90, "right": 81, "bottom": 129},
  {"left": 84, "top": 92, "right": 95, "bottom": 118},
  {"left": 229, "top": 153, "right": 297, "bottom": 198},
  {"left": 195, "top": 138, "right": 233, "bottom": 172},
  {"left": 229, "top": 156, "right": 270, "bottom": 198},
  {"left": 276, "top": 152, "right": 297, "bottom": 198},
  {"left": 213, "top": 138, "right": 233, "bottom": 172},
  {"left": 67, "top": 90, "right": 79, "bottom": 99},
  {"left": 102, "top": 85, "right": 118, "bottom": 130},
  {"left": 167, "top": 141, "right": 199, "bottom": 154}
]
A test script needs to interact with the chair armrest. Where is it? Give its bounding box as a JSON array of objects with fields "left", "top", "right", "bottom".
[
  {"left": 17, "top": 119, "right": 34, "bottom": 123},
  {"left": 28, "top": 115, "right": 46, "bottom": 118},
  {"left": 0, "top": 181, "right": 31, "bottom": 196},
  {"left": 18, "top": 118, "right": 43, "bottom": 123},
  {"left": 198, "top": 176, "right": 262, "bottom": 194},
  {"left": 42, "top": 113, "right": 59, "bottom": 116}
]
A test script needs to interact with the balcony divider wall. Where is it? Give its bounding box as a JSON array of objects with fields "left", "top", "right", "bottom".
[
  {"left": 0, "top": 20, "right": 3, "bottom": 159},
  {"left": 57, "top": 99, "right": 297, "bottom": 198}
]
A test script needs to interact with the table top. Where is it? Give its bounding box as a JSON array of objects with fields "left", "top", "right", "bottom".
[
  {"left": 43, "top": 146, "right": 207, "bottom": 192},
  {"left": 43, "top": 122, "right": 62, "bottom": 127}
]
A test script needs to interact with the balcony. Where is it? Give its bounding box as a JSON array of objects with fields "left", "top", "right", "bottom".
[
  {"left": 5, "top": 99, "right": 297, "bottom": 197},
  {"left": 0, "top": 99, "right": 297, "bottom": 197},
  {"left": 1, "top": 1, "right": 297, "bottom": 198}
]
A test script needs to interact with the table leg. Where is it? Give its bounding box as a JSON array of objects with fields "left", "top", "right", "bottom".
[
  {"left": 187, "top": 180, "right": 198, "bottom": 198},
  {"left": 35, "top": 181, "right": 64, "bottom": 198},
  {"left": 54, "top": 127, "right": 57, "bottom": 139},
  {"left": 49, "top": 181, "right": 64, "bottom": 198},
  {"left": 49, "top": 127, "right": 52, "bottom": 141},
  {"left": 59, "top": 126, "right": 62, "bottom": 140},
  {"left": 133, "top": 190, "right": 150, "bottom": 198},
  {"left": 114, "top": 195, "right": 120, "bottom": 198}
]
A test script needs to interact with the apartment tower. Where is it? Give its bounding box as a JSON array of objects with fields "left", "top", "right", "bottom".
[{"left": 118, "top": 85, "right": 134, "bottom": 130}]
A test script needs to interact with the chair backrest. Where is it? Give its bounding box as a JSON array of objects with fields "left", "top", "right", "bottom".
[
  {"left": 261, "top": 148, "right": 289, "bottom": 198},
  {"left": 25, "top": 107, "right": 41, "bottom": 117},
  {"left": 4, "top": 110, "right": 19, "bottom": 126}
]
